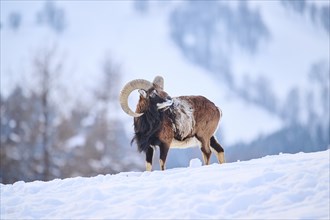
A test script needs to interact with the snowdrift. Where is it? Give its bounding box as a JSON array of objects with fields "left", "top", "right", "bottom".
[{"left": 1, "top": 150, "right": 329, "bottom": 219}]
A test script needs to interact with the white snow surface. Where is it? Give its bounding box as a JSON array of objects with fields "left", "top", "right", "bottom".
[{"left": 1, "top": 150, "right": 329, "bottom": 219}]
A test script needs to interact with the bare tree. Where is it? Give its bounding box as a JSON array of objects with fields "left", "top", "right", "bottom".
[
  {"left": 33, "top": 45, "right": 62, "bottom": 181},
  {"left": 95, "top": 54, "right": 121, "bottom": 108},
  {"left": 92, "top": 54, "right": 123, "bottom": 172},
  {"left": 90, "top": 54, "right": 144, "bottom": 173}
]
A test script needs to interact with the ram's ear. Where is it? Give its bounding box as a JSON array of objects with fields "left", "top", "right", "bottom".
[
  {"left": 138, "top": 89, "right": 147, "bottom": 98},
  {"left": 153, "top": 76, "right": 164, "bottom": 90}
]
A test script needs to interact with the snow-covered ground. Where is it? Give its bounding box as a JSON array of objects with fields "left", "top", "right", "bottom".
[{"left": 1, "top": 150, "right": 329, "bottom": 219}]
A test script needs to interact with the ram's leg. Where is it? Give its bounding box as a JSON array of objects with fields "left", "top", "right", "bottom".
[
  {"left": 159, "top": 143, "right": 169, "bottom": 171},
  {"left": 210, "top": 136, "right": 225, "bottom": 164},
  {"left": 197, "top": 136, "right": 211, "bottom": 165},
  {"left": 201, "top": 150, "right": 211, "bottom": 165},
  {"left": 145, "top": 147, "right": 154, "bottom": 171}
]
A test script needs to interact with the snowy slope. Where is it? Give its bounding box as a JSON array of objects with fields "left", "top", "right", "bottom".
[{"left": 1, "top": 150, "right": 329, "bottom": 219}]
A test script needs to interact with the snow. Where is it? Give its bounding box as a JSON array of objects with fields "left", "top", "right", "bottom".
[
  {"left": 1, "top": 150, "right": 329, "bottom": 219},
  {"left": 65, "top": 134, "right": 86, "bottom": 149},
  {"left": 189, "top": 158, "right": 202, "bottom": 168}
]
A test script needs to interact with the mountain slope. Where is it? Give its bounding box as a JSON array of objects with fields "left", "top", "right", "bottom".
[{"left": 1, "top": 150, "right": 329, "bottom": 219}]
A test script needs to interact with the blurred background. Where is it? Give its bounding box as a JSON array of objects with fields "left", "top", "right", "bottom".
[{"left": 1, "top": 0, "right": 329, "bottom": 184}]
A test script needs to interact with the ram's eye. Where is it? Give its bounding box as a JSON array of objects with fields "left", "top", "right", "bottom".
[{"left": 150, "top": 90, "right": 158, "bottom": 98}]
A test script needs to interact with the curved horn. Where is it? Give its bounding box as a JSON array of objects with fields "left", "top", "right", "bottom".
[
  {"left": 153, "top": 76, "right": 164, "bottom": 90},
  {"left": 119, "top": 79, "right": 153, "bottom": 117}
]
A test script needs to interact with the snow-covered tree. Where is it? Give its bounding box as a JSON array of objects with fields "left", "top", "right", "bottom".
[
  {"left": 8, "top": 11, "right": 22, "bottom": 31},
  {"left": 36, "top": 1, "right": 67, "bottom": 33}
]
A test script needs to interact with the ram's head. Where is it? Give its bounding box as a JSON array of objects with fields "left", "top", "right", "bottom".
[{"left": 119, "top": 76, "right": 172, "bottom": 117}]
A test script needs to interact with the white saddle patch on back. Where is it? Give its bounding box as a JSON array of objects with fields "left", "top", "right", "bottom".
[{"left": 171, "top": 97, "right": 196, "bottom": 142}]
